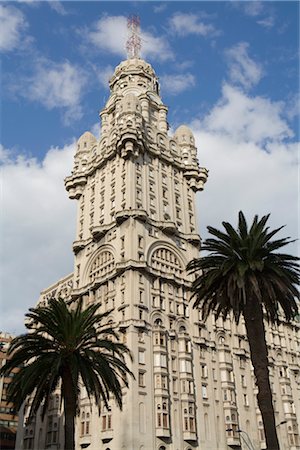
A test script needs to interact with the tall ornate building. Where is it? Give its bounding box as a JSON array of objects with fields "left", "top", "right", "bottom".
[{"left": 16, "top": 56, "right": 300, "bottom": 450}]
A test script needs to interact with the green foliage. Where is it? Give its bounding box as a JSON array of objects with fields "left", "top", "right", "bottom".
[
  {"left": 187, "top": 211, "right": 299, "bottom": 323},
  {"left": 0, "top": 298, "right": 133, "bottom": 422}
]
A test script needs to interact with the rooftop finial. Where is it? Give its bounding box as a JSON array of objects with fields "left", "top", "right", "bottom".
[{"left": 126, "top": 15, "right": 141, "bottom": 59}]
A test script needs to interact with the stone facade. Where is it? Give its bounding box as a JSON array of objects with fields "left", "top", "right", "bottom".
[{"left": 16, "top": 57, "right": 300, "bottom": 450}]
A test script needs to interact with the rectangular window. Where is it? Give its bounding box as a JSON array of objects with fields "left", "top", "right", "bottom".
[
  {"left": 180, "top": 359, "right": 191, "bottom": 373},
  {"left": 154, "top": 353, "right": 167, "bottom": 367},
  {"left": 162, "top": 413, "right": 168, "bottom": 428},
  {"left": 173, "top": 377, "right": 178, "bottom": 393},
  {"left": 189, "top": 417, "right": 195, "bottom": 432},
  {"left": 202, "top": 384, "right": 208, "bottom": 399},
  {"left": 172, "top": 356, "right": 176, "bottom": 371},
  {"left": 138, "top": 236, "right": 144, "bottom": 248},
  {"left": 212, "top": 368, "right": 217, "bottom": 381},
  {"left": 138, "top": 371, "right": 145, "bottom": 387},
  {"left": 157, "top": 412, "right": 162, "bottom": 427},
  {"left": 184, "top": 417, "right": 189, "bottom": 431},
  {"left": 138, "top": 349, "right": 145, "bottom": 364}
]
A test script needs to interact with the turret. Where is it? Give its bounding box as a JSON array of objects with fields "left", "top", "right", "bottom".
[
  {"left": 174, "top": 125, "right": 196, "bottom": 165},
  {"left": 174, "top": 125, "right": 208, "bottom": 191}
]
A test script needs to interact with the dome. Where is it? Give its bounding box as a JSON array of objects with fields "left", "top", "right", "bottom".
[
  {"left": 76, "top": 131, "right": 97, "bottom": 153},
  {"left": 110, "top": 58, "right": 156, "bottom": 83},
  {"left": 109, "top": 58, "right": 158, "bottom": 95},
  {"left": 174, "top": 125, "right": 195, "bottom": 145}
]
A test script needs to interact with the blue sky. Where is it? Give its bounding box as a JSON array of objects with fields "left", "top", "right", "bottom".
[{"left": 1, "top": 1, "right": 299, "bottom": 333}]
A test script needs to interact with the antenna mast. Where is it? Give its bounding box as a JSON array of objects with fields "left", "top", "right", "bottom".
[{"left": 126, "top": 15, "right": 141, "bottom": 59}]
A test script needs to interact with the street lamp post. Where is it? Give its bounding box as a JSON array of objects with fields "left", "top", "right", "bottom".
[
  {"left": 276, "top": 420, "right": 287, "bottom": 427},
  {"left": 226, "top": 428, "right": 256, "bottom": 450}
]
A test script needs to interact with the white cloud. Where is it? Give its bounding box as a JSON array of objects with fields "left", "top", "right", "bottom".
[
  {"left": 141, "top": 30, "right": 173, "bottom": 61},
  {"left": 257, "top": 16, "right": 275, "bottom": 28},
  {"left": 190, "top": 88, "right": 298, "bottom": 255},
  {"left": 243, "top": 1, "right": 264, "bottom": 17},
  {"left": 0, "top": 143, "right": 77, "bottom": 334},
  {"left": 160, "top": 73, "right": 196, "bottom": 95},
  {"left": 87, "top": 15, "right": 127, "bottom": 55},
  {"left": 0, "top": 4, "right": 28, "bottom": 52},
  {"left": 48, "top": 1, "right": 68, "bottom": 15},
  {"left": 202, "top": 83, "right": 292, "bottom": 144},
  {"left": 225, "top": 42, "right": 263, "bottom": 90},
  {"left": 85, "top": 14, "right": 173, "bottom": 61},
  {"left": 153, "top": 3, "right": 167, "bottom": 14},
  {"left": 169, "top": 12, "right": 219, "bottom": 37},
  {"left": 19, "top": 60, "right": 87, "bottom": 123},
  {"left": 95, "top": 64, "right": 114, "bottom": 89},
  {"left": 232, "top": 2, "right": 275, "bottom": 29},
  {"left": 90, "top": 122, "right": 101, "bottom": 140},
  {"left": 286, "top": 93, "right": 300, "bottom": 121}
]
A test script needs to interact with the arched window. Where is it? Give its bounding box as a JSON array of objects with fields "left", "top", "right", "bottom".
[
  {"left": 218, "top": 335, "right": 225, "bottom": 344},
  {"left": 89, "top": 250, "right": 115, "bottom": 282},
  {"left": 151, "top": 247, "right": 183, "bottom": 276}
]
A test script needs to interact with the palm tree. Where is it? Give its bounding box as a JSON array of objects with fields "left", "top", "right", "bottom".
[
  {"left": 187, "top": 211, "right": 299, "bottom": 450},
  {"left": 0, "top": 298, "right": 134, "bottom": 450}
]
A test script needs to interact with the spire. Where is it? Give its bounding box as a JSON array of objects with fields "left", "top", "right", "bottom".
[{"left": 126, "top": 15, "right": 141, "bottom": 59}]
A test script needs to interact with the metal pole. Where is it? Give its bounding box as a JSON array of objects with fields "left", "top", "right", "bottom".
[{"left": 238, "top": 429, "right": 256, "bottom": 450}]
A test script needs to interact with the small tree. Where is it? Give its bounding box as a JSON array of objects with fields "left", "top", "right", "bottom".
[
  {"left": 187, "top": 212, "right": 299, "bottom": 450},
  {"left": 0, "top": 298, "right": 134, "bottom": 450}
]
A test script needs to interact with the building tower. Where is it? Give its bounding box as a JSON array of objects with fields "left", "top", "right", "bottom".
[
  {"left": 64, "top": 56, "right": 208, "bottom": 450},
  {"left": 16, "top": 55, "right": 300, "bottom": 450}
]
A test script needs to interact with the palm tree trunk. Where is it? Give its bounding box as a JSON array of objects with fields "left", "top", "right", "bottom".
[
  {"left": 62, "top": 366, "right": 76, "bottom": 450},
  {"left": 243, "top": 300, "right": 280, "bottom": 450}
]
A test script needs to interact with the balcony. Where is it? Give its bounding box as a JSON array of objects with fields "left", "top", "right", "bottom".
[
  {"left": 226, "top": 436, "right": 241, "bottom": 448},
  {"left": 183, "top": 431, "right": 197, "bottom": 441},
  {"left": 65, "top": 175, "right": 87, "bottom": 199},
  {"left": 91, "top": 224, "right": 111, "bottom": 241},
  {"left": 101, "top": 429, "right": 113, "bottom": 442},
  {"left": 79, "top": 435, "right": 91, "bottom": 449},
  {"left": 186, "top": 233, "right": 201, "bottom": 246},
  {"left": 72, "top": 240, "right": 86, "bottom": 254},
  {"left": 156, "top": 428, "right": 170, "bottom": 438},
  {"left": 157, "top": 220, "right": 177, "bottom": 235},
  {"left": 115, "top": 210, "right": 131, "bottom": 224}
]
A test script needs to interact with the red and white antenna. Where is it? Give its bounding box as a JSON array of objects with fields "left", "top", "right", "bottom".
[{"left": 126, "top": 15, "right": 141, "bottom": 59}]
